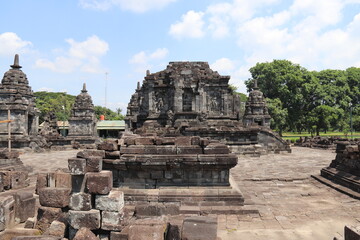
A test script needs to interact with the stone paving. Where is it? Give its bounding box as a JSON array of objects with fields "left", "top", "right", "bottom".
[{"left": 19, "top": 147, "right": 360, "bottom": 240}]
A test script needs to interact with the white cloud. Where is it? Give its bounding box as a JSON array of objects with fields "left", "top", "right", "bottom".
[
  {"left": 35, "top": 35, "right": 109, "bottom": 74},
  {"left": 129, "top": 48, "right": 169, "bottom": 73},
  {"left": 37, "top": 87, "right": 54, "bottom": 92},
  {"left": 0, "top": 32, "right": 32, "bottom": 56},
  {"left": 79, "top": 0, "right": 177, "bottom": 13},
  {"left": 211, "top": 58, "right": 235, "bottom": 73},
  {"left": 169, "top": 11, "right": 205, "bottom": 39}
]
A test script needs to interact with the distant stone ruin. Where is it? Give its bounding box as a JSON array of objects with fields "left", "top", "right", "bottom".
[
  {"left": 126, "top": 61, "right": 290, "bottom": 155},
  {"left": 67, "top": 83, "right": 97, "bottom": 148},
  {"left": 0, "top": 54, "right": 40, "bottom": 148}
]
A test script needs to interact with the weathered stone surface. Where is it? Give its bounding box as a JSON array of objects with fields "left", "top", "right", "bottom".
[
  {"left": 38, "top": 187, "right": 71, "bottom": 208},
  {"left": 105, "top": 151, "right": 120, "bottom": 159},
  {"left": 11, "top": 236, "right": 61, "bottom": 240},
  {"left": 73, "top": 227, "right": 99, "bottom": 240},
  {"left": 101, "top": 211, "right": 124, "bottom": 231},
  {"left": 24, "top": 217, "right": 36, "bottom": 229},
  {"left": 86, "top": 157, "right": 103, "bottom": 172},
  {"left": 345, "top": 225, "right": 360, "bottom": 240},
  {"left": 36, "top": 173, "right": 48, "bottom": 194},
  {"left": 71, "top": 175, "right": 86, "bottom": 193},
  {"left": 135, "top": 137, "right": 155, "bottom": 145},
  {"left": 55, "top": 171, "right": 72, "bottom": 188},
  {"left": 68, "top": 158, "right": 87, "bottom": 175},
  {"left": 43, "top": 220, "right": 66, "bottom": 238},
  {"left": 204, "top": 143, "right": 230, "bottom": 154},
  {"left": 10, "top": 171, "right": 28, "bottom": 189},
  {"left": 95, "top": 190, "right": 124, "bottom": 212},
  {"left": 77, "top": 150, "right": 105, "bottom": 159},
  {"left": 98, "top": 141, "right": 118, "bottom": 151},
  {"left": 68, "top": 210, "right": 101, "bottom": 230},
  {"left": 127, "top": 221, "right": 167, "bottom": 240},
  {"left": 0, "top": 195, "right": 15, "bottom": 231},
  {"left": 181, "top": 216, "right": 217, "bottom": 240},
  {"left": 14, "top": 191, "right": 36, "bottom": 223},
  {"left": 110, "top": 231, "right": 128, "bottom": 240},
  {"left": 175, "top": 136, "right": 192, "bottom": 146},
  {"left": 86, "top": 171, "right": 112, "bottom": 195},
  {"left": 70, "top": 192, "right": 92, "bottom": 211},
  {"left": 35, "top": 206, "right": 64, "bottom": 233}
]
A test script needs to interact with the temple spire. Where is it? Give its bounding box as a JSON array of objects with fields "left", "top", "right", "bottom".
[
  {"left": 253, "top": 79, "right": 259, "bottom": 90},
  {"left": 82, "top": 83, "right": 87, "bottom": 93},
  {"left": 10, "top": 54, "right": 22, "bottom": 69}
]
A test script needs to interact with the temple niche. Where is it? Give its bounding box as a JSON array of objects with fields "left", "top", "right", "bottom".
[
  {"left": 126, "top": 61, "right": 290, "bottom": 155},
  {"left": 0, "top": 54, "right": 40, "bottom": 148},
  {"left": 243, "top": 79, "right": 271, "bottom": 127}
]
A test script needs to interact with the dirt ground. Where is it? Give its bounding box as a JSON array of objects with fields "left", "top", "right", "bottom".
[{"left": 19, "top": 147, "right": 360, "bottom": 240}]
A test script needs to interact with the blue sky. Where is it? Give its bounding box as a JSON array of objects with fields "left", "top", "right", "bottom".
[{"left": 1, "top": 0, "right": 360, "bottom": 113}]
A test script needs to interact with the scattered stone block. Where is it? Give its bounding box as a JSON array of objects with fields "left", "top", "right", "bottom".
[
  {"left": 36, "top": 173, "right": 48, "bottom": 194},
  {"left": 181, "top": 216, "right": 217, "bottom": 240},
  {"left": 38, "top": 187, "right": 71, "bottom": 208},
  {"left": 135, "top": 137, "right": 154, "bottom": 145},
  {"left": 77, "top": 150, "right": 105, "bottom": 159},
  {"left": 36, "top": 206, "right": 64, "bottom": 233},
  {"left": 98, "top": 141, "right": 118, "bottom": 151},
  {"left": 73, "top": 227, "right": 99, "bottom": 240},
  {"left": 10, "top": 171, "right": 28, "bottom": 189},
  {"left": 68, "top": 210, "right": 101, "bottom": 230},
  {"left": 110, "top": 230, "right": 128, "bottom": 240},
  {"left": 10, "top": 236, "right": 61, "bottom": 240},
  {"left": 55, "top": 171, "right": 72, "bottom": 188},
  {"left": 43, "top": 220, "right": 66, "bottom": 238},
  {"left": 71, "top": 175, "right": 86, "bottom": 193},
  {"left": 95, "top": 190, "right": 124, "bottom": 212},
  {"left": 86, "top": 157, "right": 103, "bottom": 172},
  {"left": 14, "top": 191, "right": 36, "bottom": 223},
  {"left": 105, "top": 151, "right": 120, "bottom": 159},
  {"left": 101, "top": 211, "right": 124, "bottom": 231},
  {"left": 0, "top": 195, "right": 15, "bottom": 231},
  {"left": 175, "top": 136, "right": 192, "bottom": 146},
  {"left": 86, "top": 171, "right": 112, "bottom": 195},
  {"left": 70, "top": 192, "right": 92, "bottom": 211},
  {"left": 345, "top": 225, "right": 360, "bottom": 240},
  {"left": 127, "top": 221, "right": 167, "bottom": 240},
  {"left": 68, "top": 158, "right": 87, "bottom": 175},
  {"left": 24, "top": 217, "right": 36, "bottom": 229}
]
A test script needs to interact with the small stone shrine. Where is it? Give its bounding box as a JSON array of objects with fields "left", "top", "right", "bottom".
[
  {"left": 126, "top": 61, "right": 290, "bottom": 154},
  {"left": 317, "top": 141, "right": 360, "bottom": 194},
  {"left": 68, "top": 83, "right": 97, "bottom": 148},
  {"left": 243, "top": 79, "right": 271, "bottom": 127},
  {"left": 0, "top": 54, "right": 40, "bottom": 148}
]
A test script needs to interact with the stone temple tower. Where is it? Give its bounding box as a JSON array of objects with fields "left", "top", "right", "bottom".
[
  {"left": 243, "top": 79, "right": 271, "bottom": 128},
  {"left": 0, "top": 54, "right": 39, "bottom": 147},
  {"left": 68, "top": 83, "right": 97, "bottom": 137}
]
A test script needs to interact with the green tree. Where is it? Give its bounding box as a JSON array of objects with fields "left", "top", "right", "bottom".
[
  {"left": 94, "top": 106, "right": 124, "bottom": 120},
  {"left": 266, "top": 98, "right": 288, "bottom": 136}
]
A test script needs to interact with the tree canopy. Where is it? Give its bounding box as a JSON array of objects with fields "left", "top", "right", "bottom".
[
  {"left": 246, "top": 60, "right": 360, "bottom": 135},
  {"left": 34, "top": 91, "right": 124, "bottom": 123}
]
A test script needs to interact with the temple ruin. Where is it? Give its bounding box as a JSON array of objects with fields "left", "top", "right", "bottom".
[
  {"left": 0, "top": 54, "right": 40, "bottom": 148},
  {"left": 126, "top": 61, "right": 290, "bottom": 154}
]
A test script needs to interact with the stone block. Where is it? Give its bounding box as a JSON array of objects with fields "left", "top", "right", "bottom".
[
  {"left": 0, "top": 195, "right": 15, "bottom": 231},
  {"left": 101, "top": 211, "right": 124, "bottom": 231},
  {"left": 175, "top": 136, "right": 192, "bottom": 146},
  {"left": 204, "top": 143, "right": 230, "bottom": 154},
  {"left": 70, "top": 192, "right": 92, "bottom": 211},
  {"left": 150, "top": 171, "right": 163, "bottom": 179},
  {"left": 11, "top": 237, "right": 62, "bottom": 240},
  {"left": 73, "top": 227, "right": 99, "bottom": 240},
  {"left": 55, "top": 172, "right": 72, "bottom": 188},
  {"left": 181, "top": 216, "right": 217, "bottom": 240},
  {"left": 36, "top": 173, "right": 48, "bottom": 194},
  {"left": 161, "top": 137, "right": 175, "bottom": 145},
  {"left": 95, "top": 190, "right": 124, "bottom": 212},
  {"left": 38, "top": 187, "right": 71, "bottom": 208},
  {"left": 72, "top": 175, "right": 86, "bottom": 193},
  {"left": 191, "top": 136, "right": 201, "bottom": 145},
  {"left": 68, "top": 158, "right": 86, "bottom": 175},
  {"left": 24, "top": 217, "right": 36, "bottom": 229},
  {"left": 98, "top": 141, "right": 118, "bottom": 151},
  {"left": 345, "top": 225, "right": 360, "bottom": 240},
  {"left": 14, "top": 191, "right": 36, "bottom": 223},
  {"left": 36, "top": 206, "right": 64, "bottom": 233},
  {"left": 200, "top": 139, "right": 210, "bottom": 147},
  {"left": 77, "top": 150, "right": 105, "bottom": 159},
  {"left": 10, "top": 171, "right": 28, "bottom": 189},
  {"left": 86, "top": 171, "right": 112, "bottom": 195},
  {"left": 128, "top": 222, "right": 167, "bottom": 240},
  {"left": 176, "top": 146, "right": 203, "bottom": 154},
  {"left": 43, "top": 220, "right": 66, "bottom": 238},
  {"left": 0, "top": 171, "right": 11, "bottom": 190},
  {"left": 135, "top": 137, "right": 155, "bottom": 145},
  {"left": 120, "top": 146, "right": 146, "bottom": 154},
  {"left": 68, "top": 210, "right": 101, "bottom": 230},
  {"left": 110, "top": 230, "right": 128, "bottom": 240},
  {"left": 156, "top": 146, "right": 177, "bottom": 155},
  {"left": 86, "top": 157, "right": 103, "bottom": 172},
  {"left": 105, "top": 151, "right": 120, "bottom": 159}
]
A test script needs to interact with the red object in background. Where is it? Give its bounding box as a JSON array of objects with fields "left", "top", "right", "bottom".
[{"left": 100, "top": 115, "right": 105, "bottom": 121}]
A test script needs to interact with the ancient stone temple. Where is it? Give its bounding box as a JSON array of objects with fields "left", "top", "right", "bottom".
[
  {"left": 0, "top": 54, "right": 40, "bottom": 148},
  {"left": 67, "top": 84, "right": 97, "bottom": 148},
  {"left": 243, "top": 79, "right": 271, "bottom": 127},
  {"left": 126, "top": 61, "right": 290, "bottom": 154},
  {"left": 126, "top": 62, "right": 241, "bottom": 131}
]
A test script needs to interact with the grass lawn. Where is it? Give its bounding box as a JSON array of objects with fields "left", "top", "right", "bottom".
[{"left": 281, "top": 131, "right": 360, "bottom": 142}]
